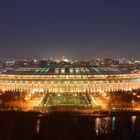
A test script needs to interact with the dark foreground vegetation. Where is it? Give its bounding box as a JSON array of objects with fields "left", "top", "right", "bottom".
[
  {"left": 0, "top": 111, "right": 39, "bottom": 140},
  {"left": 0, "top": 111, "right": 140, "bottom": 140}
]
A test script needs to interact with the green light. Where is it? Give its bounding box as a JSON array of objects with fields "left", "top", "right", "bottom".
[{"left": 90, "top": 95, "right": 99, "bottom": 106}]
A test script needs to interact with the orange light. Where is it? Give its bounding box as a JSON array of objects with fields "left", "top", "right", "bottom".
[{"left": 132, "top": 100, "right": 135, "bottom": 104}]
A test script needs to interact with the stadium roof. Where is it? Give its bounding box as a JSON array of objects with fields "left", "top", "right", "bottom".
[{"left": 0, "top": 67, "right": 130, "bottom": 75}]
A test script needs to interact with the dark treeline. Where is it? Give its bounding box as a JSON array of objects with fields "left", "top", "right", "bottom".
[
  {"left": 1, "top": 111, "right": 140, "bottom": 140},
  {"left": 0, "top": 111, "right": 38, "bottom": 140}
]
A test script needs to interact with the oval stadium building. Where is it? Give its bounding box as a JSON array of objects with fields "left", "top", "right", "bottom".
[{"left": 0, "top": 67, "right": 140, "bottom": 93}]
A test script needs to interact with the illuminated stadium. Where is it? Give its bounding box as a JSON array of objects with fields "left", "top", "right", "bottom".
[
  {"left": 0, "top": 67, "right": 140, "bottom": 93},
  {"left": 0, "top": 67, "right": 140, "bottom": 110}
]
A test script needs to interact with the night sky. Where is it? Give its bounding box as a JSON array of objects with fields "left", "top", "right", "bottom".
[{"left": 0, "top": 0, "right": 140, "bottom": 59}]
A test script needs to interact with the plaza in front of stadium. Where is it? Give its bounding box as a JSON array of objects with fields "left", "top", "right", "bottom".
[{"left": 0, "top": 66, "right": 140, "bottom": 112}]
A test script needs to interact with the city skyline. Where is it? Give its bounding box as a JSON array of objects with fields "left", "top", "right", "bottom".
[{"left": 0, "top": 0, "right": 140, "bottom": 59}]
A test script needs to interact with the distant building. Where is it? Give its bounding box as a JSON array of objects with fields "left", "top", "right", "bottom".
[
  {"left": 5, "top": 60, "right": 15, "bottom": 67},
  {"left": 0, "top": 60, "right": 3, "bottom": 68},
  {"left": 90, "top": 59, "right": 102, "bottom": 67},
  {"left": 104, "top": 58, "right": 119, "bottom": 66},
  {"left": 73, "top": 61, "right": 90, "bottom": 67}
]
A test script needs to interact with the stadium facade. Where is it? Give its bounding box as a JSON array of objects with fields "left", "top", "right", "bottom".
[{"left": 0, "top": 67, "right": 140, "bottom": 93}]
